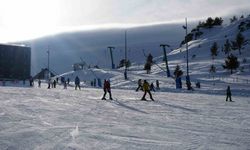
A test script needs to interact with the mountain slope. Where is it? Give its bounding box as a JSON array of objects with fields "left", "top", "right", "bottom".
[{"left": 19, "top": 22, "right": 194, "bottom": 75}]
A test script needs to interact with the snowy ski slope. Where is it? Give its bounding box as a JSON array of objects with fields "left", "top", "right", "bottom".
[
  {"left": 1, "top": 17, "right": 250, "bottom": 149},
  {"left": 0, "top": 83, "right": 250, "bottom": 149}
]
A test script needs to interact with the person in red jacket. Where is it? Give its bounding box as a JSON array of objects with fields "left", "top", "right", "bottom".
[{"left": 102, "top": 79, "right": 113, "bottom": 100}]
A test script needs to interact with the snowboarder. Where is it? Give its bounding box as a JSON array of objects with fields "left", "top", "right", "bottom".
[
  {"left": 226, "top": 86, "right": 232, "bottom": 101},
  {"left": 102, "top": 79, "right": 113, "bottom": 100},
  {"left": 156, "top": 80, "right": 160, "bottom": 90},
  {"left": 150, "top": 82, "right": 155, "bottom": 92},
  {"left": 136, "top": 79, "right": 143, "bottom": 92},
  {"left": 75, "top": 76, "right": 81, "bottom": 90},
  {"left": 141, "top": 80, "right": 154, "bottom": 101},
  {"left": 38, "top": 79, "right": 41, "bottom": 88}
]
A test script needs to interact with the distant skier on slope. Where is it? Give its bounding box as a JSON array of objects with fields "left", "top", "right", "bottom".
[
  {"left": 156, "top": 80, "right": 160, "bottom": 90},
  {"left": 47, "top": 78, "right": 51, "bottom": 89},
  {"left": 141, "top": 80, "right": 154, "bottom": 101},
  {"left": 29, "top": 76, "right": 34, "bottom": 87},
  {"left": 226, "top": 85, "right": 232, "bottom": 102},
  {"left": 150, "top": 82, "right": 155, "bottom": 92},
  {"left": 53, "top": 80, "right": 57, "bottom": 88},
  {"left": 38, "top": 79, "right": 41, "bottom": 88},
  {"left": 135, "top": 79, "right": 143, "bottom": 92},
  {"left": 102, "top": 79, "right": 113, "bottom": 100},
  {"left": 63, "top": 81, "right": 67, "bottom": 89},
  {"left": 75, "top": 76, "right": 81, "bottom": 90},
  {"left": 67, "top": 78, "right": 70, "bottom": 85}
]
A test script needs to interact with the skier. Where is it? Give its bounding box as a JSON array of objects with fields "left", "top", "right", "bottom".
[
  {"left": 29, "top": 76, "right": 34, "bottom": 87},
  {"left": 156, "top": 80, "right": 160, "bottom": 90},
  {"left": 102, "top": 79, "right": 113, "bottom": 100},
  {"left": 53, "top": 80, "right": 57, "bottom": 88},
  {"left": 75, "top": 76, "right": 81, "bottom": 90},
  {"left": 61, "top": 77, "right": 65, "bottom": 84},
  {"left": 196, "top": 81, "right": 201, "bottom": 88},
  {"left": 47, "top": 78, "right": 51, "bottom": 89},
  {"left": 150, "top": 82, "right": 155, "bottom": 92},
  {"left": 67, "top": 78, "right": 70, "bottom": 85},
  {"left": 135, "top": 79, "right": 143, "bottom": 92},
  {"left": 226, "top": 86, "right": 232, "bottom": 102},
  {"left": 38, "top": 79, "right": 41, "bottom": 88},
  {"left": 141, "top": 80, "right": 154, "bottom": 101},
  {"left": 63, "top": 81, "right": 67, "bottom": 89}
]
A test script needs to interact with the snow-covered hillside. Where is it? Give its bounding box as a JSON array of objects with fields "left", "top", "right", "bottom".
[
  {"left": 19, "top": 22, "right": 192, "bottom": 75},
  {"left": 54, "top": 16, "right": 250, "bottom": 94}
]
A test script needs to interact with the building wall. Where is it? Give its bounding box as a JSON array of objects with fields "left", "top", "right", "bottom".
[{"left": 0, "top": 44, "right": 31, "bottom": 80}]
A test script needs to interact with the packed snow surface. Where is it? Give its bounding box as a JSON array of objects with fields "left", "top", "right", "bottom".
[{"left": 0, "top": 83, "right": 250, "bottom": 150}]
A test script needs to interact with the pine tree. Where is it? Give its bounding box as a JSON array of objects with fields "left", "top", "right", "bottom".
[
  {"left": 144, "top": 54, "right": 153, "bottom": 74},
  {"left": 209, "top": 64, "right": 216, "bottom": 84},
  {"left": 118, "top": 59, "right": 131, "bottom": 68},
  {"left": 230, "top": 16, "right": 238, "bottom": 23},
  {"left": 224, "top": 39, "right": 231, "bottom": 56},
  {"left": 213, "top": 17, "right": 223, "bottom": 25},
  {"left": 174, "top": 65, "right": 183, "bottom": 78},
  {"left": 236, "top": 32, "right": 245, "bottom": 55},
  {"left": 206, "top": 17, "right": 214, "bottom": 28},
  {"left": 224, "top": 54, "right": 240, "bottom": 74},
  {"left": 210, "top": 42, "right": 218, "bottom": 59}
]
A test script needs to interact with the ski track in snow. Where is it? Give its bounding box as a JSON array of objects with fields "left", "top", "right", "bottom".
[{"left": 0, "top": 85, "right": 250, "bottom": 150}]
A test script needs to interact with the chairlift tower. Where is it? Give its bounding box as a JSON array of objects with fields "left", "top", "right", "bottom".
[
  {"left": 47, "top": 45, "right": 50, "bottom": 79},
  {"left": 160, "top": 44, "right": 171, "bottom": 77},
  {"left": 124, "top": 30, "right": 128, "bottom": 80},
  {"left": 108, "top": 46, "right": 115, "bottom": 69},
  {"left": 183, "top": 18, "right": 191, "bottom": 90}
]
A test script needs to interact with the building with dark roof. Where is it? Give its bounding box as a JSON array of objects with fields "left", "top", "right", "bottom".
[{"left": 0, "top": 44, "right": 31, "bottom": 80}]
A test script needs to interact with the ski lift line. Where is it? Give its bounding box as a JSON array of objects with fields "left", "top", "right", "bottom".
[
  {"left": 77, "top": 57, "right": 100, "bottom": 79},
  {"left": 142, "top": 49, "right": 165, "bottom": 72},
  {"left": 142, "top": 49, "right": 175, "bottom": 79}
]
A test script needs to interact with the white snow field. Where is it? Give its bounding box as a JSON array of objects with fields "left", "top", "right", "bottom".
[
  {"left": 0, "top": 78, "right": 250, "bottom": 150},
  {"left": 1, "top": 17, "right": 250, "bottom": 149}
]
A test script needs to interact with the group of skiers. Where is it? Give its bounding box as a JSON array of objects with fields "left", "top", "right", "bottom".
[
  {"left": 28, "top": 75, "right": 233, "bottom": 102},
  {"left": 101, "top": 79, "right": 155, "bottom": 101},
  {"left": 135, "top": 79, "right": 160, "bottom": 101}
]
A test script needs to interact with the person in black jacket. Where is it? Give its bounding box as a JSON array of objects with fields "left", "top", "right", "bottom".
[
  {"left": 75, "top": 76, "right": 81, "bottom": 90},
  {"left": 136, "top": 79, "right": 143, "bottom": 92},
  {"left": 226, "top": 86, "right": 232, "bottom": 101},
  {"left": 102, "top": 80, "right": 113, "bottom": 100}
]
